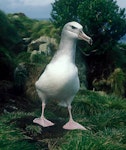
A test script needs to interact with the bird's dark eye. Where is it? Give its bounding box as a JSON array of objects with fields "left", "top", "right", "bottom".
[{"left": 71, "top": 26, "right": 77, "bottom": 29}]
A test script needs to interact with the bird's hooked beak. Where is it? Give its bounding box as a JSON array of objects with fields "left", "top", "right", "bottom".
[{"left": 78, "top": 31, "right": 93, "bottom": 45}]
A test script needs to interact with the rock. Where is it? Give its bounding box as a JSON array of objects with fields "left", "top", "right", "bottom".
[
  {"left": 24, "top": 63, "right": 43, "bottom": 101},
  {"left": 39, "top": 43, "right": 52, "bottom": 55},
  {"left": 30, "top": 50, "right": 42, "bottom": 63},
  {"left": 14, "top": 63, "right": 28, "bottom": 94},
  {"left": 13, "top": 12, "right": 26, "bottom": 18},
  {"left": 23, "top": 37, "right": 31, "bottom": 44},
  {"left": 5, "top": 105, "right": 18, "bottom": 112},
  {"left": 28, "top": 41, "right": 43, "bottom": 52},
  {"left": 27, "top": 36, "right": 57, "bottom": 55}
]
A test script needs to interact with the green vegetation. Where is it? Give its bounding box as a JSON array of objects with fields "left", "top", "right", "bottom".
[
  {"left": 31, "top": 20, "right": 59, "bottom": 40},
  {"left": 51, "top": 0, "right": 126, "bottom": 91},
  {"left": 93, "top": 68, "right": 126, "bottom": 97},
  {"left": 0, "top": 11, "right": 56, "bottom": 80},
  {"left": 8, "top": 13, "right": 36, "bottom": 38},
  {"left": 0, "top": 0, "right": 126, "bottom": 149},
  {"left": 0, "top": 90, "right": 126, "bottom": 149},
  {"left": 0, "top": 10, "right": 20, "bottom": 49}
]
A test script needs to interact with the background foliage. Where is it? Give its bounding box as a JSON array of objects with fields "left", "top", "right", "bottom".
[{"left": 51, "top": 0, "right": 126, "bottom": 90}]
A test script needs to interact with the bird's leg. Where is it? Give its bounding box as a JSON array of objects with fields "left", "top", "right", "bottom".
[
  {"left": 40, "top": 102, "right": 46, "bottom": 118},
  {"left": 33, "top": 102, "right": 54, "bottom": 127},
  {"left": 63, "top": 105, "right": 87, "bottom": 130}
]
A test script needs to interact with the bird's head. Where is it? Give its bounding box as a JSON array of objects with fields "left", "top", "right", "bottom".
[{"left": 62, "top": 21, "right": 93, "bottom": 45}]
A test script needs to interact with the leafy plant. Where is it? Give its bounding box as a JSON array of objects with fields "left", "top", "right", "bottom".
[
  {"left": 8, "top": 13, "right": 36, "bottom": 38},
  {"left": 31, "top": 20, "right": 59, "bottom": 40},
  {"left": 51, "top": 0, "right": 126, "bottom": 89},
  {"left": 30, "top": 53, "right": 48, "bottom": 64},
  {"left": 15, "top": 52, "right": 31, "bottom": 64},
  {"left": 93, "top": 67, "right": 126, "bottom": 97},
  {"left": 25, "top": 125, "right": 42, "bottom": 136},
  {"left": 107, "top": 68, "right": 125, "bottom": 96},
  {"left": 0, "top": 10, "right": 21, "bottom": 49}
]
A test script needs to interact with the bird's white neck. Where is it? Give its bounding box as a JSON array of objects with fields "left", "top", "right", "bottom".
[{"left": 52, "top": 33, "right": 77, "bottom": 64}]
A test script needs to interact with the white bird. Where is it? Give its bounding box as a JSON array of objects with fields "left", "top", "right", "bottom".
[{"left": 33, "top": 21, "right": 92, "bottom": 130}]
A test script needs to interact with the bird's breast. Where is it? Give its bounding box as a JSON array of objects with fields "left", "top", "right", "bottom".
[{"left": 36, "top": 60, "right": 80, "bottom": 99}]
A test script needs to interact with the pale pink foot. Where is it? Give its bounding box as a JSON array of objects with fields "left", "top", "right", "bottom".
[
  {"left": 63, "top": 119, "right": 87, "bottom": 130},
  {"left": 33, "top": 117, "right": 54, "bottom": 127}
]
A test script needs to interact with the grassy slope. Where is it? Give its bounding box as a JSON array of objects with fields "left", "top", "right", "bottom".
[{"left": 0, "top": 90, "right": 126, "bottom": 150}]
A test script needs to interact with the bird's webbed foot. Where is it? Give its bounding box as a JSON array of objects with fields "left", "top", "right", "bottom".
[
  {"left": 63, "top": 119, "right": 87, "bottom": 130},
  {"left": 33, "top": 117, "right": 54, "bottom": 127}
]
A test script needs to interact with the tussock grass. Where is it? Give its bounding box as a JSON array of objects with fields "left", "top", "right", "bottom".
[
  {"left": 60, "top": 130, "right": 125, "bottom": 150},
  {"left": 0, "top": 90, "right": 126, "bottom": 149}
]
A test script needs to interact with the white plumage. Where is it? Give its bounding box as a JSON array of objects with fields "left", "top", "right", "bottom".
[{"left": 33, "top": 21, "right": 92, "bottom": 130}]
